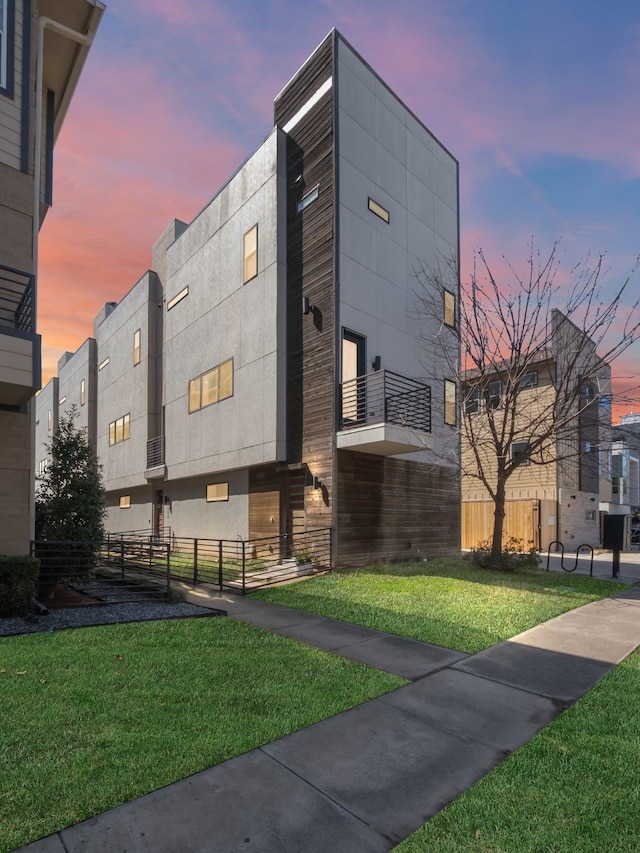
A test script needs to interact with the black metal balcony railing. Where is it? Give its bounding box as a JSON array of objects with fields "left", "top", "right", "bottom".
[
  {"left": 0, "top": 264, "right": 35, "bottom": 333},
  {"left": 146, "top": 435, "right": 165, "bottom": 468},
  {"left": 339, "top": 369, "right": 431, "bottom": 433}
]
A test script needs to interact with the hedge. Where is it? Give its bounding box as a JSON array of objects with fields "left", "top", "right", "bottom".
[{"left": 0, "top": 555, "right": 40, "bottom": 617}]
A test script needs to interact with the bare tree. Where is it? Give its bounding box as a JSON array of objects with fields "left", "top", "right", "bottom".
[{"left": 415, "top": 242, "right": 640, "bottom": 557}]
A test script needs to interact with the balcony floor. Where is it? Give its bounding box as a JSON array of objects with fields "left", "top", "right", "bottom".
[{"left": 336, "top": 423, "right": 433, "bottom": 456}]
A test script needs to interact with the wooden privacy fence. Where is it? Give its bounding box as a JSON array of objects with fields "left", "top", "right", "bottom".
[{"left": 462, "top": 499, "right": 557, "bottom": 551}]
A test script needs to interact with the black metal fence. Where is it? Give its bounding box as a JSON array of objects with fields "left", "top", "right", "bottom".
[
  {"left": 106, "top": 527, "right": 333, "bottom": 593},
  {"left": 31, "top": 539, "right": 171, "bottom": 606},
  {"left": 340, "top": 369, "right": 431, "bottom": 433},
  {"left": 0, "top": 263, "right": 35, "bottom": 332}
]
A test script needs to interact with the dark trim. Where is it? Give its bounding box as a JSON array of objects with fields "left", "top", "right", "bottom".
[
  {"left": 332, "top": 29, "right": 339, "bottom": 543},
  {"left": 19, "top": 0, "right": 30, "bottom": 172},
  {"left": 32, "top": 329, "right": 41, "bottom": 390},
  {"left": 1, "top": 0, "right": 15, "bottom": 99},
  {"left": 44, "top": 89, "right": 54, "bottom": 205},
  {"left": 0, "top": 402, "right": 28, "bottom": 413}
]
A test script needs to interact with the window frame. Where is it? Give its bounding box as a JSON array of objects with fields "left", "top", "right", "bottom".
[
  {"left": 47, "top": 409, "right": 52, "bottom": 430},
  {"left": 487, "top": 380, "right": 502, "bottom": 410},
  {"left": 519, "top": 371, "right": 538, "bottom": 389},
  {"left": 109, "top": 413, "right": 130, "bottom": 446},
  {"left": 444, "top": 379, "right": 457, "bottom": 426},
  {"left": 98, "top": 356, "right": 110, "bottom": 371},
  {"left": 189, "top": 359, "right": 234, "bottom": 413},
  {"left": 510, "top": 440, "right": 530, "bottom": 465},
  {"left": 133, "top": 329, "right": 141, "bottom": 365},
  {"left": 80, "top": 378, "right": 86, "bottom": 407},
  {"left": 206, "top": 482, "right": 229, "bottom": 502},
  {"left": 0, "top": 0, "right": 14, "bottom": 97},
  {"left": 167, "top": 286, "right": 188, "bottom": 310},
  {"left": 368, "top": 197, "right": 390, "bottom": 223},
  {"left": 243, "top": 224, "right": 258, "bottom": 283},
  {"left": 119, "top": 495, "right": 131, "bottom": 509},
  {"left": 443, "top": 289, "right": 456, "bottom": 329}
]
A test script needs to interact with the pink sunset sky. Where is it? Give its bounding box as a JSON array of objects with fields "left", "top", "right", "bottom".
[{"left": 39, "top": 0, "right": 640, "bottom": 418}]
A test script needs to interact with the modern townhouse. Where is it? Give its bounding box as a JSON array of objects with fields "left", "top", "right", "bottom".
[
  {"left": 39, "top": 30, "right": 461, "bottom": 568},
  {"left": 0, "top": 0, "right": 104, "bottom": 554}
]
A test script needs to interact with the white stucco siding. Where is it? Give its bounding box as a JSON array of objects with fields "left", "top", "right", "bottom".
[{"left": 336, "top": 37, "right": 459, "bottom": 466}]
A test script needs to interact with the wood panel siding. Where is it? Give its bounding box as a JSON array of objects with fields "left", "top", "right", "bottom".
[
  {"left": 337, "top": 450, "right": 461, "bottom": 567},
  {"left": 462, "top": 498, "right": 558, "bottom": 551},
  {"left": 275, "top": 33, "right": 336, "bottom": 534},
  {"left": 248, "top": 466, "right": 280, "bottom": 541}
]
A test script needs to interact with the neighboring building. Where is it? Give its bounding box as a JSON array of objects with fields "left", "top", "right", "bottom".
[
  {"left": 0, "top": 0, "right": 105, "bottom": 554},
  {"left": 461, "top": 310, "right": 613, "bottom": 551},
  {"left": 38, "top": 30, "right": 461, "bottom": 567},
  {"left": 610, "top": 413, "right": 640, "bottom": 549}
]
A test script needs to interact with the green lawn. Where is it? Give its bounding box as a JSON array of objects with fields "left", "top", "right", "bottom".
[
  {"left": 393, "top": 646, "right": 640, "bottom": 852},
  {"left": 254, "top": 557, "right": 627, "bottom": 653},
  {"left": 0, "top": 617, "right": 403, "bottom": 852}
]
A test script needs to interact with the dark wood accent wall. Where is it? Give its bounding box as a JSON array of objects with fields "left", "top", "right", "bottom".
[
  {"left": 337, "top": 450, "right": 461, "bottom": 567},
  {"left": 274, "top": 33, "right": 335, "bottom": 533},
  {"left": 248, "top": 466, "right": 280, "bottom": 541}
]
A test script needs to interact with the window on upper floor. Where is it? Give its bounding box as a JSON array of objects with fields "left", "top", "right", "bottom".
[
  {"left": 297, "top": 185, "right": 319, "bottom": 213},
  {"left": 133, "top": 329, "right": 141, "bottom": 365},
  {"left": 189, "top": 359, "right": 234, "bottom": 413},
  {"left": 510, "top": 440, "right": 530, "bottom": 465},
  {"left": 243, "top": 224, "right": 258, "bottom": 283},
  {"left": 0, "top": 0, "right": 14, "bottom": 97},
  {"left": 519, "top": 371, "right": 538, "bottom": 389},
  {"left": 59, "top": 395, "right": 67, "bottom": 406},
  {"left": 443, "top": 290, "right": 456, "bottom": 329},
  {"left": 109, "top": 413, "right": 130, "bottom": 446},
  {"left": 119, "top": 495, "right": 131, "bottom": 509},
  {"left": 47, "top": 409, "right": 52, "bottom": 430},
  {"left": 99, "top": 356, "right": 110, "bottom": 371},
  {"left": 368, "top": 197, "right": 390, "bottom": 224},
  {"left": 444, "top": 380, "right": 457, "bottom": 425},
  {"left": 167, "top": 286, "right": 188, "bottom": 310},
  {"left": 464, "top": 380, "right": 502, "bottom": 415},
  {"left": 80, "top": 378, "right": 86, "bottom": 406}
]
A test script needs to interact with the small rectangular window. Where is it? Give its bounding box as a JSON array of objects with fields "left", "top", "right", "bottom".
[
  {"left": 99, "top": 356, "right": 110, "bottom": 371},
  {"left": 119, "top": 495, "right": 131, "bottom": 509},
  {"left": 297, "top": 185, "right": 319, "bottom": 212},
  {"left": 444, "top": 380, "right": 457, "bottom": 425},
  {"left": 243, "top": 224, "right": 258, "bottom": 283},
  {"left": 510, "top": 441, "right": 530, "bottom": 464},
  {"left": 464, "top": 387, "right": 480, "bottom": 415},
  {"left": 201, "top": 368, "right": 219, "bottom": 407},
  {"left": 219, "top": 359, "right": 234, "bottom": 400},
  {"left": 519, "top": 371, "right": 538, "bottom": 388},
  {"left": 368, "top": 197, "right": 390, "bottom": 223},
  {"left": 59, "top": 395, "right": 67, "bottom": 406},
  {"left": 488, "top": 380, "right": 502, "bottom": 410},
  {"left": 133, "top": 329, "right": 141, "bottom": 365},
  {"left": 443, "top": 290, "right": 456, "bottom": 328},
  {"left": 109, "top": 421, "right": 116, "bottom": 446},
  {"left": 167, "top": 286, "right": 189, "bottom": 310},
  {"left": 80, "top": 378, "right": 86, "bottom": 406},
  {"left": 188, "top": 377, "right": 201, "bottom": 413},
  {"left": 47, "top": 409, "right": 52, "bottom": 430},
  {"left": 206, "top": 482, "right": 229, "bottom": 502}
]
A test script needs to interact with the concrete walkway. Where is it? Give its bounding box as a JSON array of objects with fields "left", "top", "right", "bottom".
[{"left": 17, "top": 582, "right": 640, "bottom": 853}]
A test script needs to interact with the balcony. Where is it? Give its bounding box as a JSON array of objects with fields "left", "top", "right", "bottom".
[
  {"left": 145, "top": 435, "right": 166, "bottom": 479},
  {"left": 337, "top": 370, "right": 433, "bottom": 456},
  {"left": 0, "top": 264, "right": 40, "bottom": 406}
]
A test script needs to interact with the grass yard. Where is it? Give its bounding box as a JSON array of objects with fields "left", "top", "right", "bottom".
[
  {"left": 254, "top": 557, "right": 628, "bottom": 653},
  {"left": 392, "top": 646, "right": 640, "bottom": 852},
  {"left": 0, "top": 617, "right": 403, "bottom": 852}
]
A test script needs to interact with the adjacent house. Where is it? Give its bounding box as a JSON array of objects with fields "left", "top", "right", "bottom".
[
  {"left": 0, "top": 0, "right": 104, "bottom": 554},
  {"left": 461, "top": 310, "right": 613, "bottom": 551},
  {"left": 36, "top": 30, "right": 461, "bottom": 567}
]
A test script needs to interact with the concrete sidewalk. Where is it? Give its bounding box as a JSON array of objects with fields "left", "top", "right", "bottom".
[
  {"left": 542, "top": 548, "right": 640, "bottom": 582},
  {"left": 17, "top": 583, "right": 640, "bottom": 853}
]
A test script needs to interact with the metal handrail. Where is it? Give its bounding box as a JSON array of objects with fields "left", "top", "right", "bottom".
[
  {"left": 339, "top": 369, "right": 431, "bottom": 433},
  {"left": 146, "top": 435, "right": 165, "bottom": 468},
  {"left": 0, "top": 263, "right": 35, "bottom": 332}
]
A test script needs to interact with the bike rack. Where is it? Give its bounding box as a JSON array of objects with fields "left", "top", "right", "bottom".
[{"left": 546, "top": 541, "right": 594, "bottom": 576}]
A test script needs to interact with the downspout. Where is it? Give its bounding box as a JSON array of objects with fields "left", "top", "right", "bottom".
[{"left": 32, "top": 16, "right": 96, "bottom": 292}]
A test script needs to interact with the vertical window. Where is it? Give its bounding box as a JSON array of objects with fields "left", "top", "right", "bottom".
[
  {"left": 47, "top": 409, "right": 52, "bottom": 430},
  {"left": 109, "top": 414, "right": 130, "bottom": 445},
  {"left": 219, "top": 359, "right": 234, "bottom": 400},
  {"left": 341, "top": 331, "right": 366, "bottom": 424},
  {"left": 243, "top": 224, "right": 258, "bottom": 283},
  {"left": 0, "top": 0, "right": 13, "bottom": 96},
  {"left": 133, "top": 329, "right": 141, "bottom": 365},
  {"left": 487, "top": 380, "right": 502, "bottom": 410},
  {"left": 510, "top": 441, "right": 530, "bottom": 465},
  {"left": 80, "top": 378, "right": 86, "bottom": 407},
  {"left": 201, "top": 368, "right": 218, "bottom": 407},
  {"left": 444, "top": 380, "right": 457, "bottom": 425},
  {"left": 443, "top": 290, "right": 456, "bottom": 328},
  {"left": 189, "top": 377, "right": 201, "bottom": 414}
]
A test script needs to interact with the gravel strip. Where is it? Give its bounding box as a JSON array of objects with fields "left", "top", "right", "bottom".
[{"left": 0, "top": 602, "right": 225, "bottom": 637}]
